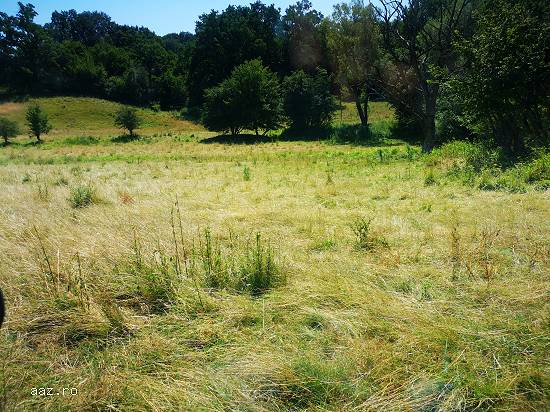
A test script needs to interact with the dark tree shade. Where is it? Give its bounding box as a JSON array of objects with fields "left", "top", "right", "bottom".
[
  {"left": 282, "top": 69, "right": 337, "bottom": 129},
  {"left": 453, "top": 0, "right": 550, "bottom": 155}
]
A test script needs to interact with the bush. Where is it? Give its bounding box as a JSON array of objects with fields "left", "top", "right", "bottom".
[
  {"left": 69, "top": 184, "right": 96, "bottom": 208},
  {"left": 427, "top": 142, "right": 550, "bottom": 192},
  {"left": 282, "top": 69, "right": 337, "bottom": 130},
  {"left": 350, "top": 217, "right": 388, "bottom": 250},
  {"left": 0, "top": 118, "right": 19, "bottom": 145},
  {"left": 25, "top": 104, "right": 52, "bottom": 142},
  {"left": 202, "top": 59, "right": 283, "bottom": 136},
  {"left": 114, "top": 106, "right": 142, "bottom": 137},
  {"left": 237, "top": 233, "right": 282, "bottom": 296}
]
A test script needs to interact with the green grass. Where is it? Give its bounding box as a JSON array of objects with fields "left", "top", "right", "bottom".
[
  {"left": 0, "top": 96, "right": 206, "bottom": 141},
  {"left": 0, "top": 97, "right": 548, "bottom": 411}
]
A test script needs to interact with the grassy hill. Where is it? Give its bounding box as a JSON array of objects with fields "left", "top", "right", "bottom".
[
  {"left": 0, "top": 97, "right": 207, "bottom": 140},
  {"left": 0, "top": 97, "right": 548, "bottom": 411}
]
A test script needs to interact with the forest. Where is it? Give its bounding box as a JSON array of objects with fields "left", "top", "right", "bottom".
[{"left": 1, "top": 0, "right": 548, "bottom": 154}]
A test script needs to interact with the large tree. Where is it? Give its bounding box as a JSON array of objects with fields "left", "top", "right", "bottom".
[
  {"left": 453, "top": 0, "right": 550, "bottom": 156},
  {"left": 327, "top": 1, "right": 380, "bottom": 126},
  {"left": 376, "top": 0, "right": 474, "bottom": 152},
  {"left": 202, "top": 60, "right": 282, "bottom": 136},
  {"left": 282, "top": 0, "right": 329, "bottom": 73},
  {"left": 187, "top": 2, "right": 282, "bottom": 107}
]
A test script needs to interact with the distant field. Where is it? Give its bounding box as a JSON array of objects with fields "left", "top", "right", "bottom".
[
  {"left": 0, "top": 97, "right": 207, "bottom": 139},
  {"left": 0, "top": 97, "right": 392, "bottom": 143},
  {"left": 0, "top": 97, "right": 548, "bottom": 411}
]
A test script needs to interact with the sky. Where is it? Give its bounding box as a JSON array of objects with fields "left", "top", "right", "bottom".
[{"left": 1, "top": 0, "right": 352, "bottom": 35}]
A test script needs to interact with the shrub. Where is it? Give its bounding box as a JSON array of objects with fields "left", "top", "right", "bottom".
[
  {"left": 350, "top": 217, "right": 387, "bottom": 250},
  {"left": 282, "top": 69, "right": 337, "bottom": 130},
  {"left": 0, "top": 118, "right": 20, "bottom": 145},
  {"left": 243, "top": 165, "right": 251, "bottom": 181},
  {"left": 237, "top": 233, "right": 282, "bottom": 296},
  {"left": 424, "top": 169, "right": 437, "bottom": 186},
  {"left": 202, "top": 59, "right": 283, "bottom": 136},
  {"left": 196, "top": 228, "right": 232, "bottom": 290},
  {"left": 25, "top": 104, "right": 52, "bottom": 142},
  {"left": 114, "top": 106, "right": 142, "bottom": 137},
  {"left": 69, "top": 184, "right": 95, "bottom": 208},
  {"left": 522, "top": 152, "right": 550, "bottom": 183}
]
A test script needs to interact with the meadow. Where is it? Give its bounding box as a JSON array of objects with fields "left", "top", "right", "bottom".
[{"left": 0, "top": 98, "right": 548, "bottom": 411}]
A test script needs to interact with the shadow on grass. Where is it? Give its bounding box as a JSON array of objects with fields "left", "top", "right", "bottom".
[
  {"left": 111, "top": 134, "right": 140, "bottom": 143},
  {"left": 200, "top": 124, "right": 405, "bottom": 147},
  {"left": 201, "top": 133, "right": 279, "bottom": 145}
]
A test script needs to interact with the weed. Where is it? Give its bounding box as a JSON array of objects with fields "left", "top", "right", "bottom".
[
  {"left": 243, "top": 165, "right": 251, "bottom": 181},
  {"left": 424, "top": 169, "right": 437, "bottom": 186},
  {"left": 238, "top": 233, "right": 283, "bottom": 296},
  {"left": 197, "top": 228, "right": 232, "bottom": 290},
  {"left": 69, "top": 184, "right": 95, "bottom": 208},
  {"left": 351, "top": 217, "right": 373, "bottom": 250},
  {"left": 54, "top": 176, "right": 69, "bottom": 186},
  {"left": 350, "top": 217, "right": 388, "bottom": 251},
  {"left": 35, "top": 181, "right": 49, "bottom": 201},
  {"left": 310, "top": 238, "right": 336, "bottom": 252}
]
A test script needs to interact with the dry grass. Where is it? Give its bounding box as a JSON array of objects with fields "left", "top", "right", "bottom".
[{"left": 0, "top": 99, "right": 548, "bottom": 411}]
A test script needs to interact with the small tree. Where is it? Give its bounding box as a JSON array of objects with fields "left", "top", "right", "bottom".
[
  {"left": 0, "top": 118, "right": 20, "bottom": 145},
  {"left": 202, "top": 59, "right": 283, "bottom": 136},
  {"left": 327, "top": 1, "right": 380, "bottom": 126},
  {"left": 26, "top": 105, "right": 51, "bottom": 142},
  {"left": 114, "top": 106, "right": 142, "bottom": 137},
  {"left": 282, "top": 69, "right": 337, "bottom": 130}
]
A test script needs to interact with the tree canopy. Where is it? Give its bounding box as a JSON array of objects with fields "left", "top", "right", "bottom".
[{"left": 202, "top": 60, "right": 282, "bottom": 136}]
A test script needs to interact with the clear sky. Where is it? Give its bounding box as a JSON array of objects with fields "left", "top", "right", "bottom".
[{"left": 1, "top": 0, "right": 356, "bottom": 35}]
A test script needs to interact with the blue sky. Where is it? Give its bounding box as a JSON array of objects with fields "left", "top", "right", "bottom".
[{"left": 1, "top": 0, "right": 354, "bottom": 35}]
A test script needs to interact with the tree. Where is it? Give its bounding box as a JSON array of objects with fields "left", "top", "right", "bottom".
[
  {"left": 0, "top": 118, "right": 19, "bottom": 145},
  {"left": 327, "top": 1, "right": 380, "bottom": 126},
  {"left": 282, "top": 1, "right": 329, "bottom": 72},
  {"left": 202, "top": 60, "right": 282, "bottom": 136},
  {"left": 187, "top": 2, "right": 282, "bottom": 107},
  {"left": 453, "top": 0, "right": 550, "bottom": 156},
  {"left": 376, "top": 0, "right": 474, "bottom": 152},
  {"left": 26, "top": 105, "right": 51, "bottom": 142},
  {"left": 114, "top": 106, "right": 142, "bottom": 137},
  {"left": 282, "top": 69, "right": 337, "bottom": 129}
]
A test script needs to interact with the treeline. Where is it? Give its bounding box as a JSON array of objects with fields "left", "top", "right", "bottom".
[{"left": 0, "top": 0, "right": 548, "bottom": 154}]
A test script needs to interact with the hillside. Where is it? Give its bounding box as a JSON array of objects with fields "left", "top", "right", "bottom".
[{"left": 0, "top": 97, "right": 207, "bottom": 140}]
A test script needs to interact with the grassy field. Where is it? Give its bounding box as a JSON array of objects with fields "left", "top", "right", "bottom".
[{"left": 0, "top": 98, "right": 548, "bottom": 411}]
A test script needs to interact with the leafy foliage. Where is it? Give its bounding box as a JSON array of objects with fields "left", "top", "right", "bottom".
[
  {"left": 282, "top": 69, "right": 337, "bottom": 129},
  {"left": 202, "top": 60, "right": 283, "bottom": 136},
  {"left": 451, "top": 0, "right": 550, "bottom": 156},
  {"left": 0, "top": 118, "right": 19, "bottom": 144},
  {"left": 25, "top": 105, "right": 52, "bottom": 142},
  {"left": 114, "top": 106, "right": 142, "bottom": 136}
]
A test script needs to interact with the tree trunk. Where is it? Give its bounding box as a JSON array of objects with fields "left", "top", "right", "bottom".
[
  {"left": 353, "top": 88, "right": 367, "bottom": 126},
  {"left": 362, "top": 93, "right": 369, "bottom": 126},
  {"left": 36, "top": 133, "right": 41, "bottom": 142},
  {"left": 3, "top": 136, "right": 7, "bottom": 145},
  {"left": 421, "top": 86, "right": 438, "bottom": 153}
]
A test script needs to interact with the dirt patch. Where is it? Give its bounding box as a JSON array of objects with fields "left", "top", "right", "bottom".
[{"left": 0, "top": 102, "right": 23, "bottom": 116}]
